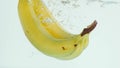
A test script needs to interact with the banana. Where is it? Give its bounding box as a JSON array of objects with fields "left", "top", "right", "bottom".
[
  {"left": 18, "top": 0, "right": 97, "bottom": 60},
  {"left": 29, "top": 0, "right": 75, "bottom": 39}
]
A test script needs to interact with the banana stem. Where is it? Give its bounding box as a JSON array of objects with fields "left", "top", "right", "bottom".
[{"left": 81, "top": 20, "right": 97, "bottom": 36}]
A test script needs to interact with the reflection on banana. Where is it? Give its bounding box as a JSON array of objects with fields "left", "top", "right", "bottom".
[{"left": 18, "top": 0, "right": 97, "bottom": 60}]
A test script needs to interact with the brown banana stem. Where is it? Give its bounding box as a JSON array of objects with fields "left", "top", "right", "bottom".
[{"left": 81, "top": 20, "right": 97, "bottom": 36}]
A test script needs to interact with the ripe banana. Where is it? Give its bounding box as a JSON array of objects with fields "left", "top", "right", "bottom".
[{"left": 18, "top": 0, "right": 97, "bottom": 60}]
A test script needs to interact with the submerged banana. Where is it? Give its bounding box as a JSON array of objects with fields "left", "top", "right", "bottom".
[{"left": 18, "top": 0, "right": 97, "bottom": 60}]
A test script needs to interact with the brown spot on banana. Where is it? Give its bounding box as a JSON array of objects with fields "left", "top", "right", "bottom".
[
  {"left": 62, "top": 47, "right": 66, "bottom": 50},
  {"left": 74, "top": 44, "right": 78, "bottom": 47}
]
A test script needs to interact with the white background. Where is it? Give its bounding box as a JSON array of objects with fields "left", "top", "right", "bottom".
[{"left": 0, "top": 0, "right": 120, "bottom": 68}]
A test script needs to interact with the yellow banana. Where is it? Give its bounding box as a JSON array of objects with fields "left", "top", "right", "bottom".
[{"left": 18, "top": 0, "right": 97, "bottom": 60}]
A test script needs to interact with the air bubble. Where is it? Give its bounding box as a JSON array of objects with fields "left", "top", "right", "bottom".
[{"left": 43, "top": 18, "right": 54, "bottom": 23}]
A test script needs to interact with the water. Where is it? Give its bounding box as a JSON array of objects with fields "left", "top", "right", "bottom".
[{"left": 0, "top": 0, "right": 120, "bottom": 68}]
